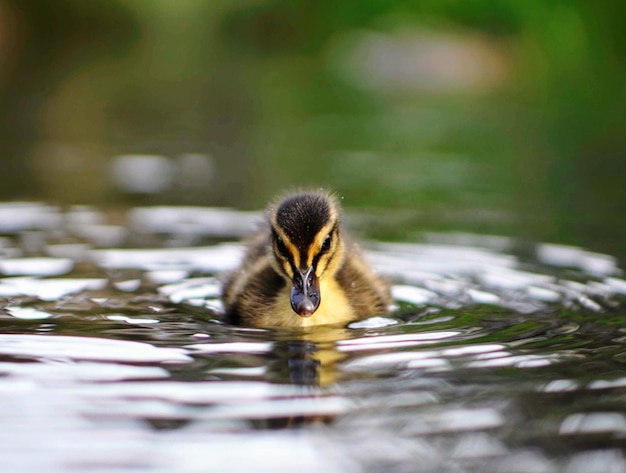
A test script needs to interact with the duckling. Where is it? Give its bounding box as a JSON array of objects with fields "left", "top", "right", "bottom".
[{"left": 222, "top": 191, "right": 391, "bottom": 328}]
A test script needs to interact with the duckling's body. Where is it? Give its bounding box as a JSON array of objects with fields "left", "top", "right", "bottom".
[{"left": 222, "top": 191, "right": 390, "bottom": 328}]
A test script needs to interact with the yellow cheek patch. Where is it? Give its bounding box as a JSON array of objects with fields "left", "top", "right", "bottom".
[
  {"left": 282, "top": 240, "right": 300, "bottom": 268},
  {"left": 272, "top": 226, "right": 300, "bottom": 270},
  {"left": 281, "top": 260, "right": 294, "bottom": 278},
  {"left": 315, "top": 252, "right": 332, "bottom": 277},
  {"left": 305, "top": 220, "right": 336, "bottom": 267}
]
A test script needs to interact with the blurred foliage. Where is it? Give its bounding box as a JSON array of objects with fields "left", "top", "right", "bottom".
[{"left": 0, "top": 0, "right": 624, "bottom": 258}]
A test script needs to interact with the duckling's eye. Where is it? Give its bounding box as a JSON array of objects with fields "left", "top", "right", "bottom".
[
  {"left": 275, "top": 237, "right": 289, "bottom": 258},
  {"left": 321, "top": 235, "right": 332, "bottom": 253}
]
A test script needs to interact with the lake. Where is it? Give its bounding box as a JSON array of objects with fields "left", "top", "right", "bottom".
[{"left": 1, "top": 202, "right": 625, "bottom": 473}]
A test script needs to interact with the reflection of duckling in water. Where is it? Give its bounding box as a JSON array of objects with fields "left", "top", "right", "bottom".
[
  {"left": 261, "top": 331, "right": 353, "bottom": 428},
  {"left": 269, "top": 326, "right": 355, "bottom": 387},
  {"left": 223, "top": 190, "right": 391, "bottom": 328}
]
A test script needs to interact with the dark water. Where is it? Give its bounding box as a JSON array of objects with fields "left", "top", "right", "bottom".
[{"left": 1, "top": 203, "right": 625, "bottom": 473}]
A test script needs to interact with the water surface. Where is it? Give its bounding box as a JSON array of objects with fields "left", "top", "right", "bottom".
[{"left": 1, "top": 203, "right": 625, "bottom": 473}]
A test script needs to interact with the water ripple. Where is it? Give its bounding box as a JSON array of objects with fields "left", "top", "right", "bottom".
[
  {"left": 0, "top": 334, "right": 192, "bottom": 364},
  {"left": 0, "top": 203, "right": 624, "bottom": 473}
]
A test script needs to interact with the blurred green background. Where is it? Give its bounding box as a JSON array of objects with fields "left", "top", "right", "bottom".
[{"left": 0, "top": 0, "right": 624, "bottom": 258}]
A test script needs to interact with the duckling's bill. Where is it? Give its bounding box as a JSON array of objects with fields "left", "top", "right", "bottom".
[{"left": 290, "top": 266, "right": 320, "bottom": 317}]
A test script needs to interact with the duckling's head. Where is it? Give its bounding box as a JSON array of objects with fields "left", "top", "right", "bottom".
[{"left": 268, "top": 191, "right": 345, "bottom": 318}]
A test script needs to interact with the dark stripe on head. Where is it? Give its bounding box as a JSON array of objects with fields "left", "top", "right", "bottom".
[{"left": 312, "top": 223, "right": 337, "bottom": 269}]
